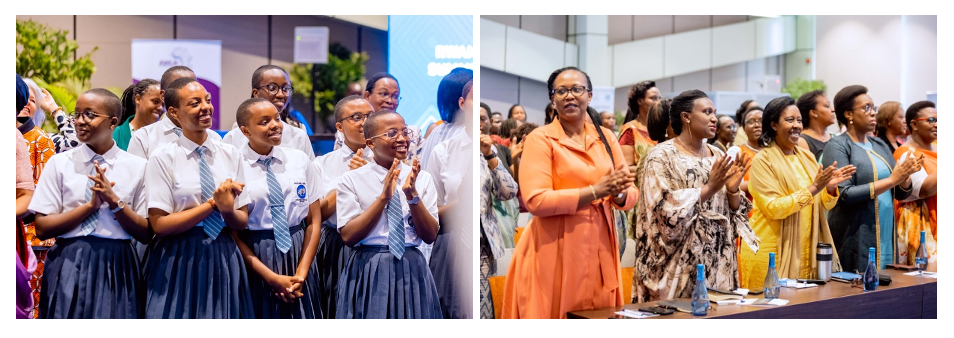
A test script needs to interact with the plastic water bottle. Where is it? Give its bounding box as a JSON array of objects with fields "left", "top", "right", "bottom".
[
  {"left": 691, "top": 264, "right": 709, "bottom": 316},
  {"left": 863, "top": 247, "right": 879, "bottom": 291},
  {"left": 764, "top": 252, "right": 780, "bottom": 299},
  {"left": 915, "top": 231, "right": 928, "bottom": 273}
]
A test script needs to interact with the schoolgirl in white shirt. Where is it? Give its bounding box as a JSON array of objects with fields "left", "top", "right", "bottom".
[
  {"left": 334, "top": 110, "right": 441, "bottom": 318},
  {"left": 141, "top": 77, "right": 253, "bottom": 318},
  {"left": 30, "top": 89, "right": 150, "bottom": 318},
  {"left": 310, "top": 95, "right": 374, "bottom": 318},
  {"left": 229, "top": 98, "right": 323, "bottom": 318}
]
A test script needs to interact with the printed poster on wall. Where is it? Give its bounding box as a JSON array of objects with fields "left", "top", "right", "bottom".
[{"left": 132, "top": 39, "right": 222, "bottom": 129}]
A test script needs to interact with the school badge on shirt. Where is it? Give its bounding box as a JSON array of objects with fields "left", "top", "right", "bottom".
[{"left": 295, "top": 182, "right": 307, "bottom": 204}]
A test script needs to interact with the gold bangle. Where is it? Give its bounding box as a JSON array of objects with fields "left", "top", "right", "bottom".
[
  {"left": 589, "top": 185, "right": 598, "bottom": 200},
  {"left": 727, "top": 188, "right": 742, "bottom": 197},
  {"left": 898, "top": 181, "right": 912, "bottom": 192}
]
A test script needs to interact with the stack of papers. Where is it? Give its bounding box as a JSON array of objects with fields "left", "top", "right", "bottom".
[
  {"left": 614, "top": 309, "right": 659, "bottom": 318},
  {"left": 903, "top": 271, "right": 938, "bottom": 278}
]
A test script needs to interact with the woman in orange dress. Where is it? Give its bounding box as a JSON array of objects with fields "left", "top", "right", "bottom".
[
  {"left": 894, "top": 101, "right": 937, "bottom": 267},
  {"left": 501, "top": 67, "right": 638, "bottom": 319}
]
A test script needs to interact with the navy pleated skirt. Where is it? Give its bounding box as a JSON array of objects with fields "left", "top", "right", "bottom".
[
  {"left": 428, "top": 231, "right": 473, "bottom": 319},
  {"left": 335, "top": 246, "right": 442, "bottom": 319},
  {"left": 142, "top": 226, "right": 254, "bottom": 319},
  {"left": 239, "top": 224, "right": 322, "bottom": 319},
  {"left": 40, "top": 236, "right": 141, "bottom": 319},
  {"left": 315, "top": 222, "right": 351, "bottom": 319}
]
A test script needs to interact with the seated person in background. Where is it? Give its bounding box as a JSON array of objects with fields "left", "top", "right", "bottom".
[{"left": 334, "top": 110, "right": 441, "bottom": 319}]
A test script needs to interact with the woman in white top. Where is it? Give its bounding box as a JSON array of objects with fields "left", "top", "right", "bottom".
[
  {"left": 142, "top": 77, "right": 253, "bottom": 318},
  {"left": 311, "top": 95, "right": 374, "bottom": 318},
  {"left": 335, "top": 111, "right": 441, "bottom": 318},
  {"left": 30, "top": 89, "right": 150, "bottom": 318},
  {"left": 229, "top": 98, "right": 323, "bottom": 318}
]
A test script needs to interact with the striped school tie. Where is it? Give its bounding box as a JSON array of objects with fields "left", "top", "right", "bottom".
[
  {"left": 387, "top": 190, "right": 405, "bottom": 260},
  {"left": 258, "top": 157, "right": 292, "bottom": 253},
  {"left": 79, "top": 154, "right": 105, "bottom": 236},
  {"left": 197, "top": 146, "right": 226, "bottom": 238}
]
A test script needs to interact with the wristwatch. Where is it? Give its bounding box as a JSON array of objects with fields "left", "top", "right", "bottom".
[
  {"left": 110, "top": 201, "right": 126, "bottom": 213},
  {"left": 483, "top": 152, "right": 496, "bottom": 160},
  {"left": 407, "top": 195, "right": 420, "bottom": 205}
]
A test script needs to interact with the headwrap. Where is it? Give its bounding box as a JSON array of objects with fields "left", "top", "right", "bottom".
[{"left": 16, "top": 74, "right": 29, "bottom": 114}]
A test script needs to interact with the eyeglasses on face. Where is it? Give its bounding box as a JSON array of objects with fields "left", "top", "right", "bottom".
[
  {"left": 370, "top": 128, "right": 412, "bottom": 140},
  {"left": 915, "top": 117, "right": 938, "bottom": 124},
  {"left": 375, "top": 91, "right": 401, "bottom": 102},
  {"left": 745, "top": 119, "right": 763, "bottom": 126},
  {"left": 550, "top": 86, "right": 589, "bottom": 98},
  {"left": 854, "top": 104, "right": 878, "bottom": 115},
  {"left": 73, "top": 110, "right": 109, "bottom": 122},
  {"left": 338, "top": 113, "right": 371, "bottom": 123},
  {"left": 257, "top": 83, "right": 293, "bottom": 95}
]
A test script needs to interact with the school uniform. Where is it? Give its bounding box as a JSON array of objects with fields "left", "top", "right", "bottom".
[
  {"left": 334, "top": 161, "right": 442, "bottom": 319},
  {"left": 235, "top": 145, "right": 322, "bottom": 319},
  {"left": 142, "top": 135, "right": 254, "bottom": 319},
  {"left": 334, "top": 125, "right": 424, "bottom": 162},
  {"left": 222, "top": 121, "right": 316, "bottom": 160},
  {"left": 423, "top": 132, "right": 474, "bottom": 319},
  {"left": 28, "top": 143, "right": 147, "bottom": 318},
  {"left": 126, "top": 114, "right": 222, "bottom": 160},
  {"left": 311, "top": 144, "right": 372, "bottom": 318}
]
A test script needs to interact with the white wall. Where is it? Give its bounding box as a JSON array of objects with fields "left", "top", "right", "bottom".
[{"left": 816, "top": 15, "right": 936, "bottom": 107}]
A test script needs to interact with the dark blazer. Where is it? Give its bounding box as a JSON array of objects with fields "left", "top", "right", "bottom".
[{"left": 821, "top": 134, "right": 912, "bottom": 273}]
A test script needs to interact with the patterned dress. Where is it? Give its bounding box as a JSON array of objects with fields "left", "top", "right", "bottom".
[
  {"left": 49, "top": 109, "right": 80, "bottom": 153},
  {"left": 632, "top": 140, "right": 759, "bottom": 303},
  {"left": 18, "top": 124, "right": 56, "bottom": 318},
  {"left": 618, "top": 120, "right": 656, "bottom": 245},
  {"left": 479, "top": 152, "right": 517, "bottom": 319}
]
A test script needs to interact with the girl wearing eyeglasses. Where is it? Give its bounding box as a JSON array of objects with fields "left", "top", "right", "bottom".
[
  {"left": 821, "top": 85, "right": 922, "bottom": 273},
  {"left": 29, "top": 89, "right": 151, "bottom": 318},
  {"left": 893, "top": 101, "right": 937, "bottom": 271},
  {"left": 708, "top": 115, "right": 737, "bottom": 153}
]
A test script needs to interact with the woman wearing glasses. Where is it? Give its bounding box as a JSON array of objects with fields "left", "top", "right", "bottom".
[
  {"left": 822, "top": 85, "right": 921, "bottom": 273},
  {"left": 709, "top": 115, "right": 737, "bottom": 153},
  {"left": 739, "top": 96, "right": 855, "bottom": 290},
  {"left": 334, "top": 72, "right": 425, "bottom": 163},
  {"left": 29, "top": 89, "right": 151, "bottom": 318},
  {"left": 893, "top": 101, "right": 937, "bottom": 269},
  {"left": 501, "top": 67, "right": 638, "bottom": 319},
  {"left": 738, "top": 105, "right": 763, "bottom": 196}
]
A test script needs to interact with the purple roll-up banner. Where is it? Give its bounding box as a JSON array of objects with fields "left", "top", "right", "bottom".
[{"left": 132, "top": 39, "right": 222, "bottom": 129}]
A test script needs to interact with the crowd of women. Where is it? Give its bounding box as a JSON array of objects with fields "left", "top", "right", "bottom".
[
  {"left": 480, "top": 67, "right": 938, "bottom": 318},
  {"left": 15, "top": 64, "right": 476, "bottom": 319}
]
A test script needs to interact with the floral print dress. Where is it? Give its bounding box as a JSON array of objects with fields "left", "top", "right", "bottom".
[{"left": 632, "top": 140, "right": 759, "bottom": 303}]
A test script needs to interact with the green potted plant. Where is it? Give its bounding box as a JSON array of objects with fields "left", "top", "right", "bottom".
[{"left": 782, "top": 78, "right": 827, "bottom": 100}]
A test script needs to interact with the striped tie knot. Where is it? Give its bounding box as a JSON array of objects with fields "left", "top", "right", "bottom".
[
  {"left": 259, "top": 155, "right": 291, "bottom": 253},
  {"left": 195, "top": 145, "right": 207, "bottom": 157},
  {"left": 257, "top": 157, "right": 273, "bottom": 168},
  {"left": 173, "top": 127, "right": 183, "bottom": 137}
]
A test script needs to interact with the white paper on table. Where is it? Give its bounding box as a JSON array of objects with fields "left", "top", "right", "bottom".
[
  {"left": 742, "top": 298, "right": 789, "bottom": 306},
  {"left": 783, "top": 282, "right": 818, "bottom": 289},
  {"left": 614, "top": 309, "right": 659, "bottom": 318},
  {"left": 903, "top": 271, "right": 938, "bottom": 278},
  {"left": 732, "top": 288, "right": 749, "bottom": 296},
  {"left": 737, "top": 298, "right": 759, "bottom": 305}
]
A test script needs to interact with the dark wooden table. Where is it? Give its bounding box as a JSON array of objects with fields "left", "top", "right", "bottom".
[{"left": 568, "top": 269, "right": 937, "bottom": 319}]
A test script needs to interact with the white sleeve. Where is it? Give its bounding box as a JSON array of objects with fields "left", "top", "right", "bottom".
[
  {"left": 131, "top": 161, "right": 149, "bottom": 217},
  {"left": 423, "top": 145, "right": 447, "bottom": 206},
  {"left": 127, "top": 132, "right": 147, "bottom": 159},
  {"left": 304, "top": 154, "right": 322, "bottom": 205},
  {"left": 27, "top": 157, "right": 62, "bottom": 215},
  {"left": 335, "top": 174, "right": 361, "bottom": 231},
  {"left": 234, "top": 161, "right": 251, "bottom": 209},
  {"left": 145, "top": 149, "right": 175, "bottom": 213},
  {"left": 416, "top": 172, "right": 439, "bottom": 223}
]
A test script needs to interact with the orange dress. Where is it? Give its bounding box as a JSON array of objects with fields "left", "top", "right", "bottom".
[
  {"left": 501, "top": 121, "right": 639, "bottom": 319},
  {"left": 893, "top": 145, "right": 937, "bottom": 265}
]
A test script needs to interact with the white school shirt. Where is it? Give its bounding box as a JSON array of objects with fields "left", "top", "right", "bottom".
[
  {"left": 221, "top": 121, "right": 315, "bottom": 160},
  {"left": 336, "top": 161, "right": 438, "bottom": 247},
  {"left": 235, "top": 145, "right": 320, "bottom": 231},
  {"left": 127, "top": 115, "right": 222, "bottom": 159},
  {"left": 311, "top": 145, "right": 374, "bottom": 228},
  {"left": 28, "top": 143, "right": 147, "bottom": 240},
  {"left": 423, "top": 131, "right": 472, "bottom": 207},
  {"left": 145, "top": 134, "right": 243, "bottom": 224}
]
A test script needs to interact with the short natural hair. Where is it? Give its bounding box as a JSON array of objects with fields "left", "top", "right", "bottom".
[
  {"left": 832, "top": 85, "right": 868, "bottom": 126},
  {"left": 365, "top": 72, "right": 399, "bottom": 93},
  {"left": 251, "top": 65, "right": 287, "bottom": 88},
  {"left": 236, "top": 97, "right": 273, "bottom": 127},
  {"left": 759, "top": 96, "right": 797, "bottom": 147},
  {"left": 160, "top": 66, "right": 195, "bottom": 90},
  {"left": 334, "top": 95, "right": 369, "bottom": 121},
  {"left": 905, "top": 100, "right": 936, "bottom": 130},
  {"left": 364, "top": 109, "right": 401, "bottom": 140},
  {"left": 85, "top": 88, "right": 122, "bottom": 118},
  {"left": 669, "top": 89, "right": 708, "bottom": 135},
  {"left": 164, "top": 77, "right": 198, "bottom": 110}
]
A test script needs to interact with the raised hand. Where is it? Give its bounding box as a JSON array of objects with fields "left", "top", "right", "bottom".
[
  {"left": 812, "top": 161, "right": 839, "bottom": 193},
  {"left": 828, "top": 164, "right": 856, "bottom": 190},
  {"left": 380, "top": 159, "right": 401, "bottom": 200},
  {"left": 402, "top": 158, "right": 421, "bottom": 199},
  {"left": 349, "top": 148, "right": 369, "bottom": 170},
  {"left": 479, "top": 134, "right": 494, "bottom": 157},
  {"left": 39, "top": 88, "right": 59, "bottom": 113},
  {"left": 707, "top": 154, "right": 733, "bottom": 192},
  {"left": 892, "top": 152, "right": 923, "bottom": 182},
  {"left": 725, "top": 150, "right": 752, "bottom": 193}
]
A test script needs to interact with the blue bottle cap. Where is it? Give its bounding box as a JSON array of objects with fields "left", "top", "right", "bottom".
[
  {"left": 921, "top": 231, "right": 926, "bottom": 243},
  {"left": 696, "top": 264, "right": 705, "bottom": 280},
  {"left": 769, "top": 252, "right": 776, "bottom": 268},
  {"left": 869, "top": 247, "right": 876, "bottom": 253}
]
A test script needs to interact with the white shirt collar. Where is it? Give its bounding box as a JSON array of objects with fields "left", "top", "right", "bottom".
[
  {"left": 79, "top": 142, "right": 120, "bottom": 166},
  {"left": 242, "top": 144, "right": 283, "bottom": 165},
  {"left": 367, "top": 160, "right": 406, "bottom": 183}
]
